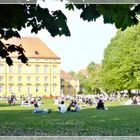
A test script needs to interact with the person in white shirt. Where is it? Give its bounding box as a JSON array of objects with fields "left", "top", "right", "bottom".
[
  {"left": 58, "top": 101, "right": 67, "bottom": 113},
  {"left": 75, "top": 103, "right": 80, "bottom": 112},
  {"left": 54, "top": 97, "right": 59, "bottom": 105}
]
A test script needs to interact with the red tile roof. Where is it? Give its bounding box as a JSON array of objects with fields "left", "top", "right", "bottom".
[{"left": 2, "top": 37, "right": 60, "bottom": 59}]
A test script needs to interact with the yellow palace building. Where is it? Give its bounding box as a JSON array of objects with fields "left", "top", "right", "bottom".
[{"left": 0, "top": 37, "right": 60, "bottom": 97}]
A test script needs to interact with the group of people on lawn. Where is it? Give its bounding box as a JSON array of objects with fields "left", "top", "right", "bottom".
[
  {"left": 58, "top": 100, "right": 80, "bottom": 113},
  {"left": 33, "top": 99, "right": 81, "bottom": 113},
  {"left": 33, "top": 98, "right": 106, "bottom": 114}
]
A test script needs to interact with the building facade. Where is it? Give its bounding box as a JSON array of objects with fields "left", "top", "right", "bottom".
[
  {"left": 0, "top": 37, "right": 60, "bottom": 97},
  {"left": 60, "top": 70, "right": 79, "bottom": 96}
]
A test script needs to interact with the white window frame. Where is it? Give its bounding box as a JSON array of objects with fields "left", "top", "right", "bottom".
[
  {"left": 53, "top": 76, "right": 56, "bottom": 83},
  {"left": 52, "top": 65, "right": 57, "bottom": 74},
  {"left": 36, "top": 76, "right": 40, "bottom": 82},
  {"left": 36, "top": 85, "right": 39, "bottom": 92},
  {"left": 18, "top": 85, "right": 22, "bottom": 92},
  {"left": 26, "top": 65, "right": 31, "bottom": 73},
  {"left": 44, "top": 76, "right": 48, "bottom": 82},
  {"left": 18, "top": 76, "right": 22, "bottom": 82},
  {"left": 9, "top": 86, "right": 13, "bottom": 92},
  {"left": 27, "top": 86, "right": 31, "bottom": 94},
  {"left": 9, "top": 76, "right": 13, "bottom": 82},
  {"left": 27, "top": 76, "right": 30, "bottom": 82},
  {"left": 44, "top": 65, "right": 48, "bottom": 73},
  {"left": 36, "top": 65, "right": 40, "bottom": 73},
  {"left": 53, "top": 84, "right": 56, "bottom": 92},
  {"left": 9, "top": 66, "right": 13, "bottom": 73},
  {"left": 44, "top": 85, "right": 48, "bottom": 92}
]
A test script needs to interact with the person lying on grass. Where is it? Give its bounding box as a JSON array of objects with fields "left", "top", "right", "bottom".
[{"left": 33, "top": 100, "right": 51, "bottom": 113}]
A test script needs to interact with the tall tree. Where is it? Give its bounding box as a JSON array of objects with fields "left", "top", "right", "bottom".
[
  {"left": 87, "top": 61, "right": 96, "bottom": 74},
  {"left": 75, "top": 62, "right": 102, "bottom": 94},
  {"left": 101, "top": 22, "right": 140, "bottom": 94},
  {"left": 86, "top": 63, "right": 102, "bottom": 93}
]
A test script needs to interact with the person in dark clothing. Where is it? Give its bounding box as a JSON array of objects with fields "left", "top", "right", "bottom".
[
  {"left": 96, "top": 99, "right": 105, "bottom": 110},
  {"left": 67, "top": 105, "right": 71, "bottom": 112},
  {"left": 34, "top": 101, "right": 39, "bottom": 108},
  {"left": 70, "top": 100, "right": 76, "bottom": 107}
]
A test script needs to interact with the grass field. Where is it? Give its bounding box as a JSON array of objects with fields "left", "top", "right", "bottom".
[{"left": 0, "top": 98, "right": 140, "bottom": 136}]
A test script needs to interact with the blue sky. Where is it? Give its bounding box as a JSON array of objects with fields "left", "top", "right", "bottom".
[{"left": 20, "top": 2, "right": 117, "bottom": 72}]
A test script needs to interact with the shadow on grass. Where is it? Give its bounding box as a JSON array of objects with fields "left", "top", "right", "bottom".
[{"left": 0, "top": 103, "right": 22, "bottom": 107}]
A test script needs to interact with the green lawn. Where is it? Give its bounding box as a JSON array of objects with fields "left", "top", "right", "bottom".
[{"left": 0, "top": 98, "right": 140, "bottom": 136}]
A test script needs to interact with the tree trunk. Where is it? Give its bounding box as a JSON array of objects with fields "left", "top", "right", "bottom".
[{"left": 128, "top": 89, "right": 132, "bottom": 97}]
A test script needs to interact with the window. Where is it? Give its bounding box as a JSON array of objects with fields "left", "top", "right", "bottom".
[
  {"left": 36, "top": 85, "right": 39, "bottom": 92},
  {"left": 26, "top": 65, "right": 31, "bottom": 73},
  {"left": 0, "top": 76, "right": 3, "bottom": 81},
  {"left": 0, "top": 85, "right": 3, "bottom": 92},
  {"left": 52, "top": 65, "right": 57, "bottom": 74},
  {"left": 18, "top": 65, "right": 22, "bottom": 73},
  {"left": 44, "top": 76, "right": 48, "bottom": 82},
  {"left": 0, "top": 65, "right": 3, "bottom": 73},
  {"left": 27, "top": 76, "right": 30, "bottom": 82},
  {"left": 9, "top": 86, "right": 13, "bottom": 92},
  {"left": 44, "top": 65, "right": 48, "bottom": 73},
  {"left": 53, "top": 84, "right": 56, "bottom": 92},
  {"left": 53, "top": 76, "right": 56, "bottom": 83},
  {"left": 27, "top": 86, "right": 30, "bottom": 94},
  {"left": 18, "top": 76, "right": 22, "bottom": 82},
  {"left": 44, "top": 85, "right": 48, "bottom": 92},
  {"left": 36, "top": 76, "right": 39, "bottom": 82},
  {"left": 9, "top": 66, "right": 13, "bottom": 73},
  {"left": 18, "top": 85, "right": 22, "bottom": 92},
  {"left": 9, "top": 76, "right": 13, "bottom": 82},
  {"left": 36, "top": 65, "right": 40, "bottom": 73}
]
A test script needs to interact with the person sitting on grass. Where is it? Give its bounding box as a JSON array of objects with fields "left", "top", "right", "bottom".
[
  {"left": 34, "top": 100, "right": 39, "bottom": 108},
  {"left": 21, "top": 98, "right": 30, "bottom": 106},
  {"left": 67, "top": 100, "right": 76, "bottom": 112},
  {"left": 67, "top": 102, "right": 80, "bottom": 112},
  {"left": 58, "top": 101, "right": 67, "bottom": 113},
  {"left": 96, "top": 99, "right": 105, "bottom": 110},
  {"left": 75, "top": 102, "right": 80, "bottom": 112},
  {"left": 67, "top": 104, "right": 71, "bottom": 112}
]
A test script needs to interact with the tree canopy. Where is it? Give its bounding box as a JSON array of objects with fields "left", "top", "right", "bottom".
[
  {"left": 69, "top": 61, "right": 101, "bottom": 94},
  {"left": 85, "top": 62, "right": 101, "bottom": 94},
  {"left": 66, "top": 4, "right": 140, "bottom": 30},
  {"left": 0, "top": 3, "right": 140, "bottom": 65},
  {"left": 101, "top": 22, "right": 140, "bottom": 93},
  {"left": 0, "top": 4, "right": 70, "bottom": 65}
]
